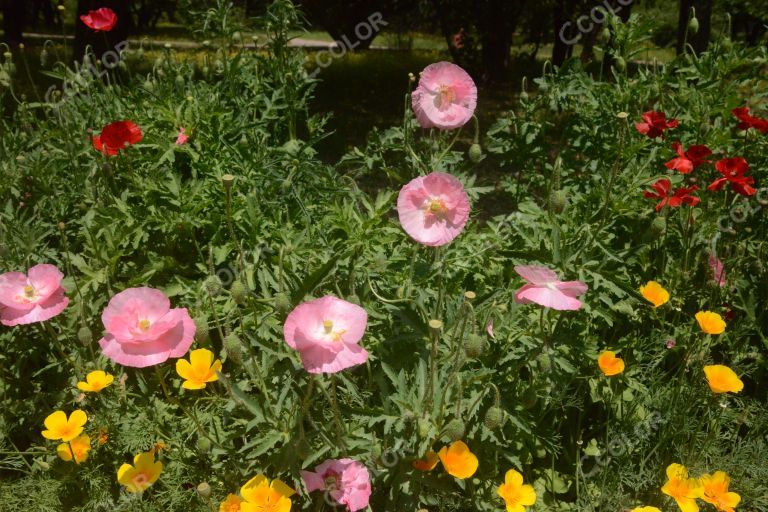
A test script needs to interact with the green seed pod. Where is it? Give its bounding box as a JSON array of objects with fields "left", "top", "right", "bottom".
[
  {"left": 484, "top": 406, "right": 504, "bottom": 430},
  {"left": 275, "top": 292, "right": 291, "bottom": 315},
  {"left": 614, "top": 56, "right": 626, "bottom": 72},
  {"left": 549, "top": 190, "right": 568, "bottom": 214},
  {"left": 468, "top": 143, "right": 483, "bottom": 163},
  {"left": 688, "top": 17, "right": 699, "bottom": 35},
  {"left": 194, "top": 317, "right": 210, "bottom": 343},
  {"left": 417, "top": 418, "right": 431, "bottom": 439},
  {"left": 224, "top": 333, "right": 243, "bottom": 366},
  {"left": 204, "top": 275, "right": 223, "bottom": 297},
  {"left": 230, "top": 280, "right": 248, "bottom": 305},
  {"left": 196, "top": 436, "right": 211, "bottom": 453},
  {"left": 463, "top": 334, "right": 485, "bottom": 359},
  {"left": 77, "top": 326, "right": 93, "bottom": 346},
  {"left": 444, "top": 418, "right": 466, "bottom": 441},
  {"left": 196, "top": 482, "right": 212, "bottom": 498}
]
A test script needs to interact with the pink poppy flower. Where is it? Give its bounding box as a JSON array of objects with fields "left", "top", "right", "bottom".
[
  {"left": 412, "top": 61, "right": 477, "bottom": 130},
  {"left": 80, "top": 8, "right": 118, "bottom": 32},
  {"left": 0, "top": 264, "right": 69, "bottom": 326},
  {"left": 397, "top": 172, "right": 470, "bottom": 247},
  {"left": 664, "top": 142, "right": 712, "bottom": 174},
  {"left": 485, "top": 319, "right": 495, "bottom": 339},
  {"left": 283, "top": 296, "right": 368, "bottom": 374},
  {"left": 98, "top": 287, "right": 195, "bottom": 368},
  {"left": 513, "top": 265, "right": 588, "bottom": 311},
  {"left": 302, "top": 458, "right": 371, "bottom": 512},
  {"left": 175, "top": 127, "right": 188, "bottom": 145},
  {"left": 709, "top": 256, "right": 726, "bottom": 287},
  {"left": 635, "top": 111, "right": 678, "bottom": 139}
]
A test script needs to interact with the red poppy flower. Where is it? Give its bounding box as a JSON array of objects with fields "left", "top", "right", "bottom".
[
  {"left": 643, "top": 178, "right": 700, "bottom": 211},
  {"left": 92, "top": 121, "right": 143, "bottom": 156},
  {"left": 708, "top": 157, "right": 756, "bottom": 196},
  {"left": 80, "top": 8, "right": 118, "bottom": 32},
  {"left": 635, "top": 111, "right": 679, "bottom": 139},
  {"left": 664, "top": 142, "right": 712, "bottom": 174},
  {"left": 732, "top": 107, "right": 768, "bottom": 134}
]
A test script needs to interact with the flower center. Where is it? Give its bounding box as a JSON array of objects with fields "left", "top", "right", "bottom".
[
  {"left": 138, "top": 319, "right": 151, "bottom": 331},
  {"left": 24, "top": 285, "right": 36, "bottom": 298},
  {"left": 425, "top": 198, "right": 448, "bottom": 219},
  {"left": 434, "top": 84, "right": 456, "bottom": 110},
  {"left": 321, "top": 320, "right": 346, "bottom": 342}
]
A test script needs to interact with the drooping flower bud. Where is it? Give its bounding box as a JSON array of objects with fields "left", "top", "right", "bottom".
[
  {"left": 77, "top": 326, "right": 93, "bottom": 345},
  {"left": 224, "top": 333, "right": 243, "bottom": 366},
  {"left": 230, "top": 280, "right": 248, "bottom": 304},
  {"left": 613, "top": 56, "right": 626, "bottom": 72},
  {"left": 444, "top": 418, "right": 466, "bottom": 441},
  {"left": 648, "top": 216, "right": 666, "bottom": 239},
  {"left": 204, "top": 275, "right": 223, "bottom": 296},
  {"left": 463, "top": 333, "right": 485, "bottom": 359},
  {"left": 688, "top": 16, "right": 700, "bottom": 35},
  {"left": 194, "top": 316, "right": 210, "bottom": 343},
  {"left": 483, "top": 406, "right": 504, "bottom": 430},
  {"left": 468, "top": 143, "right": 483, "bottom": 163}
]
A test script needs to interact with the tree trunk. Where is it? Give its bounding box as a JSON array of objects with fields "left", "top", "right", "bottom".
[
  {"left": 677, "top": 0, "right": 712, "bottom": 54},
  {"left": 2, "top": 0, "right": 25, "bottom": 46},
  {"left": 74, "top": 0, "right": 132, "bottom": 63},
  {"left": 552, "top": 0, "right": 575, "bottom": 67}
]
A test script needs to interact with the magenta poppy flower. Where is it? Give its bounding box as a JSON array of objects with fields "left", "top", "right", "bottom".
[
  {"left": 98, "top": 287, "right": 195, "bottom": 368},
  {"left": 0, "top": 264, "right": 69, "bottom": 326},
  {"left": 635, "top": 111, "right": 678, "bottom": 139},
  {"left": 708, "top": 157, "right": 756, "bottom": 196},
  {"left": 709, "top": 256, "right": 726, "bottom": 287},
  {"left": 80, "top": 8, "right": 118, "bottom": 32},
  {"left": 412, "top": 61, "right": 477, "bottom": 130},
  {"left": 283, "top": 296, "right": 368, "bottom": 374},
  {"left": 643, "top": 178, "right": 700, "bottom": 211},
  {"left": 302, "top": 459, "right": 371, "bottom": 512},
  {"left": 513, "top": 265, "right": 588, "bottom": 311},
  {"left": 664, "top": 142, "right": 712, "bottom": 174},
  {"left": 397, "top": 172, "right": 470, "bottom": 247}
]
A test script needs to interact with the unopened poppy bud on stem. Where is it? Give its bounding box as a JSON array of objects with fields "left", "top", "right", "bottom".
[
  {"left": 444, "top": 418, "right": 466, "bottom": 441},
  {"left": 464, "top": 333, "right": 485, "bottom": 359},
  {"left": 468, "top": 143, "right": 483, "bottom": 163},
  {"left": 194, "top": 316, "right": 210, "bottom": 343},
  {"left": 230, "top": 279, "right": 248, "bottom": 304},
  {"left": 224, "top": 333, "right": 243, "bottom": 365},
  {"left": 203, "top": 275, "right": 222, "bottom": 296},
  {"left": 484, "top": 406, "right": 504, "bottom": 430},
  {"left": 688, "top": 16, "right": 700, "bottom": 35},
  {"left": 77, "top": 326, "right": 93, "bottom": 345}
]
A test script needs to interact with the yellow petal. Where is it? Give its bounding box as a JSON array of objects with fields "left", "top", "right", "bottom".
[
  {"left": 176, "top": 358, "right": 194, "bottom": 380},
  {"left": 44, "top": 410, "right": 67, "bottom": 432},
  {"left": 504, "top": 469, "right": 524, "bottom": 487},
  {"left": 182, "top": 379, "right": 207, "bottom": 390},
  {"left": 76, "top": 381, "right": 94, "bottom": 392},
  {"left": 69, "top": 410, "right": 88, "bottom": 429},
  {"left": 190, "top": 348, "right": 214, "bottom": 371},
  {"left": 270, "top": 478, "right": 296, "bottom": 498}
]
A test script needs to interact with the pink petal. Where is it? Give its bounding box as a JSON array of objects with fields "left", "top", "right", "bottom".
[
  {"left": 514, "top": 284, "right": 583, "bottom": 310},
  {"left": 514, "top": 265, "right": 559, "bottom": 285},
  {"left": 0, "top": 289, "right": 69, "bottom": 326}
]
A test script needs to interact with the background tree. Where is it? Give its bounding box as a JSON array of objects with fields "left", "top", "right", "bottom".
[{"left": 2, "top": 0, "right": 25, "bottom": 46}]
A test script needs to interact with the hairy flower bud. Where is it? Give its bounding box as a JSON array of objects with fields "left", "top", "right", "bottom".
[
  {"left": 230, "top": 280, "right": 248, "bottom": 304},
  {"left": 204, "top": 275, "right": 223, "bottom": 296},
  {"left": 275, "top": 292, "right": 291, "bottom": 316},
  {"left": 196, "top": 436, "right": 211, "bottom": 453},
  {"left": 463, "top": 334, "right": 485, "bottom": 359},
  {"left": 194, "top": 316, "right": 210, "bottom": 344},
  {"left": 549, "top": 190, "right": 567, "bottom": 214},
  {"left": 468, "top": 143, "right": 483, "bottom": 163},
  {"left": 688, "top": 16, "right": 699, "bottom": 35},
  {"left": 444, "top": 418, "right": 466, "bottom": 441},
  {"left": 77, "top": 326, "right": 93, "bottom": 345},
  {"left": 484, "top": 406, "right": 504, "bottom": 430},
  {"left": 417, "top": 417, "right": 431, "bottom": 439},
  {"left": 224, "top": 333, "right": 243, "bottom": 366}
]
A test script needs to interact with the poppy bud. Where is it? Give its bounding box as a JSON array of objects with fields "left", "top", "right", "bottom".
[
  {"left": 468, "top": 143, "right": 483, "bottom": 163},
  {"left": 549, "top": 190, "right": 568, "bottom": 214},
  {"left": 537, "top": 352, "right": 551, "bottom": 371},
  {"left": 614, "top": 56, "right": 626, "bottom": 72},
  {"left": 77, "top": 326, "right": 93, "bottom": 345},
  {"left": 371, "top": 440, "right": 383, "bottom": 460},
  {"left": 214, "top": 60, "right": 225, "bottom": 75},
  {"left": 224, "top": 333, "right": 243, "bottom": 365},
  {"left": 196, "top": 436, "right": 211, "bottom": 453},
  {"left": 143, "top": 79, "right": 155, "bottom": 92},
  {"left": 483, "top": 406, "right": 504, "bottom": 430},
  {"left": 232, "top": 31, "right": 242, "bottom": 42},
  {"left": 599, "top": 27, "right": 611, "bottom": 43},
  {"left": 721, "top": 37, "right": 733, "bottom": 51},
  {"left": 204, "top": 275, "right": 223, "bottom": 296},
  {"left": 175, "top": 74, "right": 185, "bottom": 88},
  {"left": 230, "top": 279, "right": 248, "bottom": 304},
  {"left": 688, "top": 16, "right": 699, "bottom": 35},
  {"left": 463, "top": 334, "right": 485, "bottom": 359},
  {"left": 40, "top": 49, "right": 50, "bottom": 68},
  {"left": 520, "top": 89, "right": 529, "bottom": 102},
  {"left": 444, "top": 418, "right": 466, "bottom": 441},
  {"left": 275, "top": 292, "right": 291, "bottom": 315},
  {"left": 194, "top": 316, "right": 210, "bottom": 343},
  {"left": 417, "top": 417, "right": 431, "bottom": 438},
  {"left": 521, "top": 387, "right": 538, "bottom": 409},
  {"left": 2, "top": 51, "right": 11, "bottom": 60},
  {"left": 648, "top": 216, "right": 666, "bottom": 238},
  {"left": 196, "top": 482, "right": 212, "bottom": 498},
  {"left": 35, "top": 459, "right": 50, "bottom": 471}
]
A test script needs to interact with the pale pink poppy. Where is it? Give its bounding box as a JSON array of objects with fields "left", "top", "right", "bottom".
[
  {"left": 485, "top": 319, "right": 495, "bottom": 339},
  {"left": 412, "top": 61, "right": 477, "bottom": 130},
  {"left": 513, "top": 265, "right": 588, "bottom": 311},
  {"left": 175, "top": 127, "right": 188, "bottom": 145},
  {"left": 397, "top": 172, "right": 470, "bottom": 247},
  {"left": 283, "top": 296, "right": 368, "bottom": 374},
  {"left": 98, "top": 287, "right": 195, "bottom": 368},
  {"left": 0, "top": 264, "right": 69, "bottom": 326},
  {"left": 302, "top": 458, "right": 371, "bottom": 512},
  {"left": 709, "top": 256, "right": 726, "bottom": 287}
]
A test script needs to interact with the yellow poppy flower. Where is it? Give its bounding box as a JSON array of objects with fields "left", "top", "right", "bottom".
[
  {"left": 42, "top": 410, "right": 87, "bottom": 442},
  {"left": 597, "top": 351, "right": 625, "bottom": 376},
  {"left": 56, "top": 434, "right": 91, "bottom": 464},
  {"left": 704, "top": 365, "right": 744, "bottom": 394},
  {"left": 498, "top": 469, "right": 536, "bottom": 512},
  {"left": 219, "top": 493, "right": 243, "bottom": 512},
  {"left": 117, "top": 450, "right": 163, "bottom": 493},
  {"left": 701, "top": 471, "right": 740, "bottom": 512},
  {"left": 632, "top": 507, "right": 662, "bottom": 512},
  {"left": 696, "top": 311, "right": 726, "bottom": 335},
  {"left": 437, "top": 440, "right": 478, "bottom": 479},
  {"left": 661, "top": 463, "right": 704, "bottom": 512},
  {"left": 640, "top": 281, "right": 670, "bottom": 307},
  {"left": 175, "top": 348, "right": 222, "bottom": 390},
  {"left": 413, "top": 451, "right": 440, "bottom": 471},
  {"left": 77, "top": 370, "right": 115, "bottom": 392},
  {"left": 240, "top": 474, "right": 294, "bottom": 512}
]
